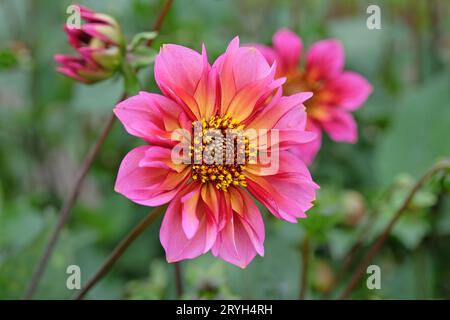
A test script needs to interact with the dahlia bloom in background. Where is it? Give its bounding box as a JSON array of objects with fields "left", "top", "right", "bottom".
[
  {"left": 114, "top": 38, "right": 318, "bottom": 268},
  {"left": 55, "top": 5, "right": 124, "bottom": 84},
  {"left": 253, "top": 28, "right": 373, "bottom": 163}
]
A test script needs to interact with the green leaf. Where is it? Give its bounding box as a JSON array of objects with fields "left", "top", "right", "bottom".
[{"left": 128, "top": 32, "right": 158, "bottom": 51}]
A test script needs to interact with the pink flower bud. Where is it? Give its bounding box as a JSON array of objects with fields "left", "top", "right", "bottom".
[{"left": 55, "top": 5, "right": 124, "bottom": 84}]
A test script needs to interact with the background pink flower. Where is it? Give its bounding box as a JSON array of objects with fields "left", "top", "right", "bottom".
[
  {"left": 114, "top": 38, "right": 318, "bottom": 268},
  {"left": 253, "top": 28, "right": 373, "bottom": 164}
]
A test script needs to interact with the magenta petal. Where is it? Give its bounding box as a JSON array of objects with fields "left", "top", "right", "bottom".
[
  {"left": 327, "top": 71, "right": 373, "bottom": 111},
  {"left": 247, "top": 44, "right": 278, "bottom": 68},
  {"left": 306, "top": 39, "right": 344, "bottom": 81},
  {"left": 291, "top": 120, "right": 323, "bottom": 165},
  {"left": 231, "top": 45, "right": 273, "bottom": 90},
  {"left": 160, "top": 184, "right": 218, "bottom": 263},
  {"left": 213, "top": 37, "right": 281, "bottom": 114},
  {"left": 322, "top": 110, "right": 358, "bottom": 143},
  {"left": 81, "top": 23, "right": 115, "bottom": 44},
  {"left": 246, "top": 152, "right": 318, "bottom": 223},
  {"left": 155, "top": 44, "right": 204, "bottom": 93},
  {"left": 114, "top": 146, "right": 189, "bottom": 206},
  {"left": 272, "top": 28, "right": 302, "bottom": 73},
  {"left": 181, "top": 184, "right": 202, "bottom": 239},
  {"left": 114, "top": 92, "right": 188, "bottom": 147},
  {"left": 211, "top": 188, "right": 264, "bottom": 269},
  {"left": 56, "top": 67, "right": 87, "bottom": 83}
]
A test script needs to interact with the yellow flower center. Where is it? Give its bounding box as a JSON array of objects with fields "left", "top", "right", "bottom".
[
  {"left": 190, "top": 114, "right": 256, "bottom": 191},
  {"left": 284, "top": 70, "right": 333, "bottom": 122}
]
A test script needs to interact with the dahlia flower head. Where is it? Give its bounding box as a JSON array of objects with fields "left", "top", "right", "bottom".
[
  {"left": 55, "top": 5, "right": 124, "bottom": 84},
  {"left": 114, "top": 37, "right": 319, "bottom": 268},
  {"left": 253, "top": 28, "right": 373, "bottom": 163}
]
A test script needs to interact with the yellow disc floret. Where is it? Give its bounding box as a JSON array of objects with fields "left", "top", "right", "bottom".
[{"left": 190, "top": 114, "right": 255, "bottom": 191}]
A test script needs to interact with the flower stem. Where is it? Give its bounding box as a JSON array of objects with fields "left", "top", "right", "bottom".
[
  {"left": 299, "top": 236, "right": 310, "bottom": 300},
  {"left": 23, "top": 0, "right": 174, "bottom": 299},
  {"left": 148, "top": 0, "right": 174, "bottom": 45},
  {"left": 174, "top": 262, "right": 184, "bottom": 299},
  {"left": 338, "top": 160, "right": 450, "bottom": 300},
  {"left": 74, "top": 206, "right": 165, "bottom": 300},
  {"left": 23, "top": 101, "right": 122, "bottom": 300}
]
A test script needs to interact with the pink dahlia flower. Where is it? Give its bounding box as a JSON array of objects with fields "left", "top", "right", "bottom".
[
  {"left": 55, "top": 5, "right": 124, "bottom": 84},
  {"left": 114, "top": 38, "right": 319, "bottom": 268},
  {"left": 253, "top": 28, "right": 373, "bottom": 163}
]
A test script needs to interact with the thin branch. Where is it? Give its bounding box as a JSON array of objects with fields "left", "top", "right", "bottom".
[
  {"left": 23, "top": 0, "right": 174, "bottom": 299},
  {"left": 339, "top": 160, "right": 450, "bottom": 300},
  {"left": 74, "top": 206, "right": 165, "bottom": 300},
  {"left": 299, "top": 237, "right": 310, "bottom": 300},
  {"left": 147, "top": 0, "right": 174, "bottom": 46},
  {"left": 174, "top": 262, "right": 184, "bottom": 299},
  {"left": 23, "top": 103, "right": 122, "bottom": 300},
  {"left": 322, "top": 210, "right": 379, "bottom": 298}
]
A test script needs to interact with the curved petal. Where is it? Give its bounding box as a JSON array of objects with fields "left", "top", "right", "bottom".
[
  {"left": 246, "top": 152, "right": 318, "bottom": 223},
  {"left": 114, "top": 146, "right": 190, "bottom": 207},
  {"left": 291, "top": 120, "right": 322, "bottom": 165},
  {"left": 211, "top": 188, "right": 264, "bottom": 268},
  {"left": 155, "top": 44, "right": 213, "bottom": 120},
  {"left": 247, "top": 92, "right": 316, "bottom": 151},
  {"left": 306, "top": 39, "right": 344, "bottom": 81},
  {"left": 160, "top": 183, "right": 218, "bottom": 263},
  {"left": 114, "top": 92, "right": 190, "bottom": 147},
  {"left": 325, "top": 71, "right": 373, "bottom": 111},
  {"left": 272, "top": 28, "right": 302, "bottom": 73},
  {"left": 213, "top": 37, "right": 282, "bottom": 121},
  {"left": 322, "top": 110, "right": 358, "bottom": 143},
  {"left": 248, "top": 44, "right": 278, "bottom": 69}
]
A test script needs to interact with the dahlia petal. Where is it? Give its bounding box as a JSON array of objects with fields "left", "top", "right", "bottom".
[
  {"left": 64, "top": 25, "right": 88, "bottom": 49},
  {"left": 272, "top": 28, "right": 302, "bottom": 73},
  {"left": 56, "top": 66, "right": 87, "bottom": 83},
  {"left": 82, "top": 23, "right": 119, "bottom": 45},
  {"left": 322, "top": 110, "right": 358, "bottom": 143},
  {"left": 212, "top": 189, "right": 264, "bottom": 268},
  {"left": 213, "top": 38, "right": 279, "bottom": 116},
  {"left": 160, "top": 184, "right": 218, "bottom": 263},
  {"left": 200, "top": 183, "right": 220, "bottom": 224},
  {"left": 139, "top": 146, "right": 186, "bottom": 173},
  {"left": 193, "top": 45, "right": 220, "bottom": 120},
  {"left": 115, "top": 146, "right": 190, "bottom": 206},
  {"left": 326, "top": 71, "right": 373, "bottom": 111},
  {"left": 155, "top": 44, "right": 206, "bottom": 119},
  {"left": 212, "top": 37, "right": 240, "bottom": 110},
  {"left": 291, "top": 120, "right": 323, "bottom": 165},
  {"left": 230, "top": 188, "right": 265, "bottom": 256},
  {"left": 306, "top": 39, "right": 344, "bottom": 81},
  {"left": 247, "top": 92, "right": 315, "bottom": 151},
  {"left": 225, "top": 77, "right": 272, "bottom": 122},
  {"left": 232, "top": 46, "right": 273, "bottom": 90},
  {"left": 247, "top": 92, "right": 311, "bottom": 130},
  {"left": 247, "top": 44, "right": 278, "bottom": 68},
  {"left": 114, "top": 92, "right": 188, "bottom": 147},
  {"left": 246, "top": 152, "right": 318, "bottom": 222},
  {"left": 181, "top": 184, "right": 202, "bottom": 239}
]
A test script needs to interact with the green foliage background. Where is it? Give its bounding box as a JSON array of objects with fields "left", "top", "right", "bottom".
[{"left": 0, "top": 0, "right": 449, "bottom": 299}]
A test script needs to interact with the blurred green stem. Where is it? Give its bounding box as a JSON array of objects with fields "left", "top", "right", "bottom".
[
  {"left": 23, "top": 0, "right": 174, "bottom": 299},
  {"left": 23, "top": 102, "right": 122, "bottom": 300},
  {"left": 174, "top": 262, "right": 184, "bottom": 298},
  {"left": 299, "top": 236, "right": 310, "bottom": 300},
  {"left": 74, "top": 206, "right": 165, "bottom": 300},
  {"left": 339, "top": 159, "right": 450, "bottom": 299}
]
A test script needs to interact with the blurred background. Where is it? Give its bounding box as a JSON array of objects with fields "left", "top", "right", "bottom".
[{"left": 0, "top": 0, "right": 449, "bottom": 299}]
